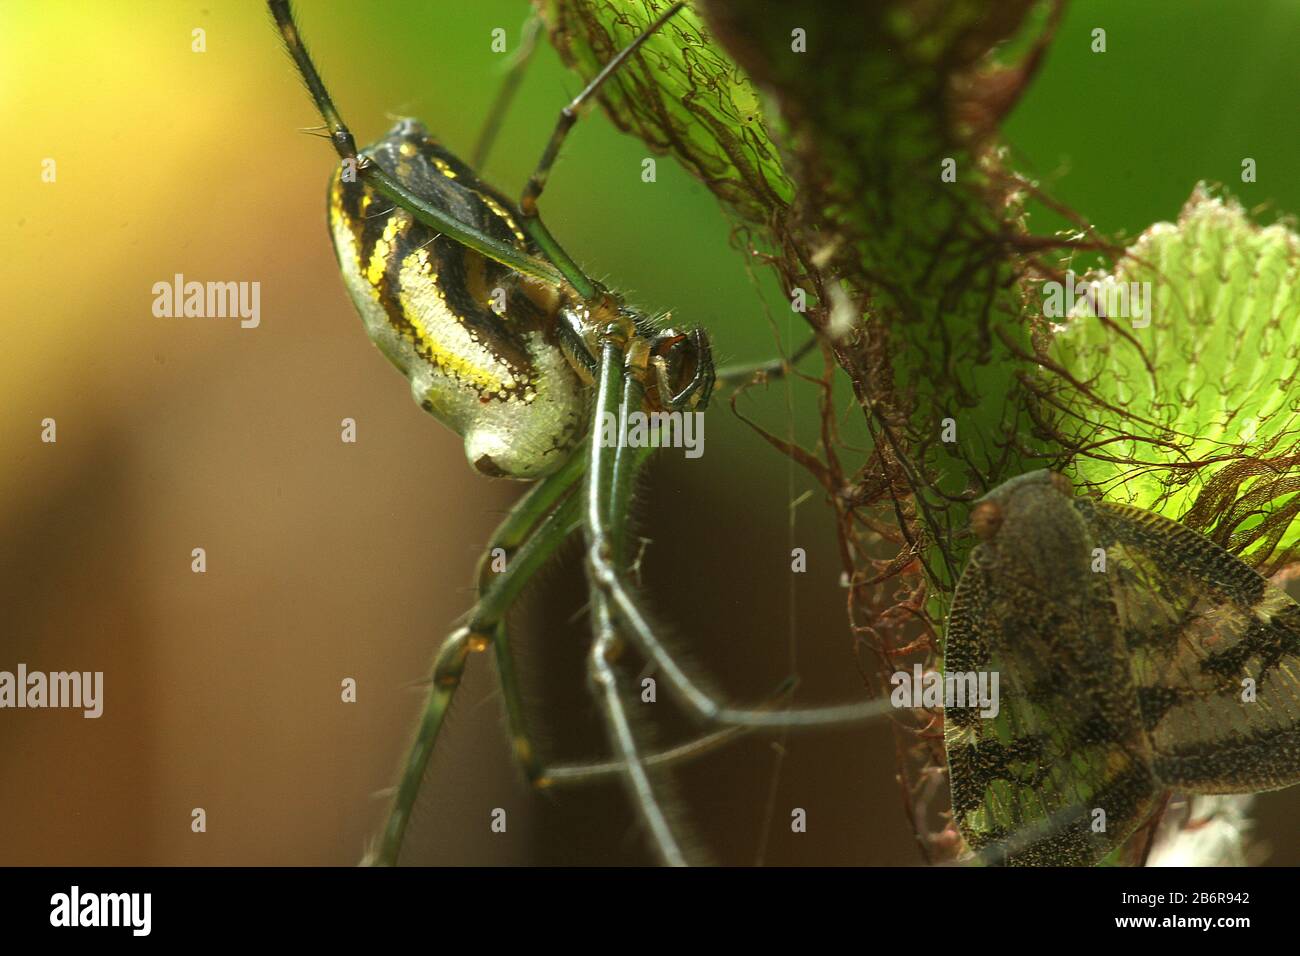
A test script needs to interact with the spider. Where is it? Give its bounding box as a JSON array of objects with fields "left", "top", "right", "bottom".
[{"left": 269, "top": 0, "right": 896, "bottom": 866}]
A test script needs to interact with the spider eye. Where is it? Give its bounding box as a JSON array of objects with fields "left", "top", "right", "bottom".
[{"left": 970, "top": 501, "right": 1003, "bottom": 540}]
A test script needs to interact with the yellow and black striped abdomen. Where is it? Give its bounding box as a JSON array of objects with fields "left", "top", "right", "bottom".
[{"left": 328, "top": 119, "right": 589, "bottom": 479}]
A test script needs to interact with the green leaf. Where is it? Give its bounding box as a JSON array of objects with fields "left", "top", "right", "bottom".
[
  {"left": 540, "top": 0, "right": 792, "bottom": 224},
  {"left": 1049, "top": 186, "right": 1300, "bottom": 568}
]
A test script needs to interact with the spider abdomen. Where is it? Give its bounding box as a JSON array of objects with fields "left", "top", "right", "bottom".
[{"left": 328, "top": 119, "right": 590, "bottom": 479}]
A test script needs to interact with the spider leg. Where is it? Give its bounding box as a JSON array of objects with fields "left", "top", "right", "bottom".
[
  {"left": 495, "top": 622, "right": 795, "bottom": 790},
  {"left": 371, "top": 442, "right": 796, "bottom": 864},
  {"left": 268, "top": 0, "right": 563, "bottom": 285},
  {"left": 576, "top": 358, "right": 688, "bottom": 862},
  {"left": 371, "top": 458, "right": 585, "bottom": 866},
  {"left": 515, "top": 2, "right": 686, "bottom": 300},
  {"left": 478, "top": 414, "right": 781, "bottom": 790},
  {"left": 540, "top": 687, "right": 792, "bottom": 785},
  {"left": 470, "top": 14, "right": 543, "bottom": 170},
  {"left": 589, "top": 592, "right": 688, "bottom": 865},
  {"left": 519, "top": 1, "right": 683, "bottom": 218},
  {"left": 578, "top": 333, "right": 882, "bottom": 865},
  {"left": 586, "top": 336, "right": 898, "bottom": 731},
  {"left": 714, "top": 335, "right": 819, "bottom": 386}
]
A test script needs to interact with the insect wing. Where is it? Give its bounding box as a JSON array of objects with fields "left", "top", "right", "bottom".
[
  {"left": 944, "top": 535, "right": 1160, "bottom": 866},
  {"left": 1084, "top": 498, "right": 1300, "bottom": 793}
]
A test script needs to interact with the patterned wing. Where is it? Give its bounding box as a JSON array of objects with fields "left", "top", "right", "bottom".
[
  {"left": 1082, "top": 498, "right": 1300, "bottom": 793},
  {"left": 944, "top": 546, "right": 1160, "bottom": 865}
]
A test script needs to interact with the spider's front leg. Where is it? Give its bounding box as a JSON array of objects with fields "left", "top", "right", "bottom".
[
  {"left": 372, "top": 429, "right": 779, "bottom": 866},
  {"left": 581, "top": 324, "right": 901, "bottom": 864},
  {"left": 515, "top": 2, "right": 687, "bottom": 302},
  {"left": 584, "top": 332, "right": 897, "bottom": 730}
]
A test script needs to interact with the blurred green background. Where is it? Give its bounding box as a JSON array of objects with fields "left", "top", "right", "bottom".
[{"left": 0, "top": 0, "right": 1295, "bottom": 865}]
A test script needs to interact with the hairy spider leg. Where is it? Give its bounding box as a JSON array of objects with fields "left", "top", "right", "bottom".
[
  {"left": 471, "top": 14, "right": 543, "bottom": 170},
  {"left": 516, "top": 2, "right": 688, "bottom": 301},
  {"left": 372, "top": 449, "right": 794, "bottom": 865},
  {"left": 581, "top": 330, "right": 898, "bottom": 863},
  {"left": 269, "top": 0, "right": 565, "bottom": 286}
]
